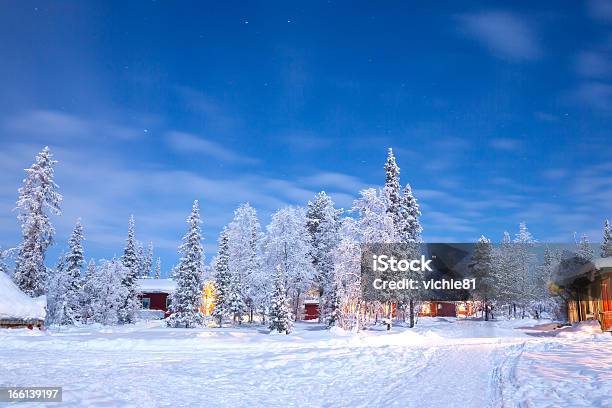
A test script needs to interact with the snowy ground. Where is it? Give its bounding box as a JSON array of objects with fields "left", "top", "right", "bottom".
[{"left": 1, "top": 318, "right": 610, "bottom": 408}]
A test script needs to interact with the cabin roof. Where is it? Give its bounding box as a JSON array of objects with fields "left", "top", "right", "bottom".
[
  {"left": 137, "top": 278, "right": 176, "bottom": 294},
  {"left": 0, "top": 272, "right": 46, "bottom": 321}
]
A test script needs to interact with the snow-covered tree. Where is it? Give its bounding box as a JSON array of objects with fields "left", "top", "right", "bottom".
[
  {"left": 45, "top": 253, "right": 67, "bottom": 325},
  {"left": 226, "top": 203, "right": 263, "bottom": 322},
  {"left": 168, "top": 200, "right": 205, "bottom": 328},
  {"left": 602, "top": 220, "right": 612, "bottom": 258},
  {"left": 0, "top": 246, "right": 9, "bottom": 277},
  {"left": 576, "top": 233, "right": 594, "bottom": 262},
  {"left": 119, "top": 215, "right": 140, "bottom": 324},
  {"left": 469, "top": 236, "right": 495, "bottom": 321},
  {"left": 332, "top": 221, "right": 363, "bottom": 331},
  {"left": 81, "top": 259, "right": 97, "bottom": 322},
  {"left": 268, "top": 267, "right": 291, "bottom": 334},
  {"left": 13, "top": 146, "right": 62, "bottom": 296},
  {"left": 88, "top": 259, "right": 129, "bottom": 325},
  {"left": 154, "top": 257, "right": 161, "bottom": 279},
  {"left": 265, "top": 206, "right": 315, "bottom": 319},
  {"left": 399, "top": 184, "right": 422, "bottom": 244},
  {"left": 227, "top": 276, "right": 247, "bottom": 325},
  {"left": 61, "top": 219, "right": 85, "bottom": 324},
  {"left": 383, "top": 148, "right": 401, "bottom": 227},
  {"left": 511, "top": 223, "right": 537, "bottom": 318},
  {"left": 211, "top": 227, "right": 231, "bottom": 327},
  {"left": 142, "top": 242, "right": 153, "bottom": 278},
  {"left": 306, "top": 192, "right": 341, "bottom": 323},
  {"left": 352, "top": 188, "right": 399, "bottom": 244}
]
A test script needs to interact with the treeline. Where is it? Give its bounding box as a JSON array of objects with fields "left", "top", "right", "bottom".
[{"left": 1, "top": 147, "right": 610, "bottom": 332}]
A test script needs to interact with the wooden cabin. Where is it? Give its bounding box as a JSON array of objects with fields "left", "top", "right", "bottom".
[
  {"left": 566, "top": 258, "right": 612, "bottom": 332},
  {"left": 0, "top": 271, "right": 46, "bottom": 329},
  {"left": 137, "top": 278, "right": 176, "bottom": 318}
]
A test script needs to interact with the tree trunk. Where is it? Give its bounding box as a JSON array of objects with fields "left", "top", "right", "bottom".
[{"left": 484, "top": 298, "right": 489, "bottom": 321}]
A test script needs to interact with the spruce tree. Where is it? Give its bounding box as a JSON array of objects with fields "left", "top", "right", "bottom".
[
  {"left": 469, "top": 236, "right": 495, "bottom": 321},
  {"left": 119, "top": 215, "right": 140, "bottom": 323},
  {"left": 144, "top": 242, "right": 153, "bottom": 278},
  {"left": 602, "top": 220, "right": 612, "bottom": 258},
  {"left": 154, "top": 257, "right": 161, "bottom": 279},
  {"left": 0, "top": 247, "right": 9, "bottom": 277},
  {"left": 212, "top": 227, "right": 231, "bottom": 327},
  {"left": 81, "top": 259, "right": 97, "bottom": 323},
  {"left": 306, "top": 191, "right": 341, "bottom": 323},
  {"left": 46, "top": 252, "right": 67, "bottom": 325},
  {"left": 576, "top": 234, "right": 594, "bottom": 262},
  {"left": 14, "top": 146, "right": 62, "bottom": 296},
  {"left": 62, "top": 219, "right": 85, "bottom": 323},
  {"left": 168, "top": 200, "right": 205, "bottom": 328},
  {"left": 269, "top": 267, "right": 291, "bottom": 334},
  {"left": 228, "top": 276, "right": 247, "bottom": 325},
  {"left": 383, "top": 148, "right": 401, "bottom": 227},
  {"left": 325, "top": 282, "right": 342, "bottom": 328}
]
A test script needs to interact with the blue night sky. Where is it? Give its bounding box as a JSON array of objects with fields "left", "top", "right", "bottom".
[{"left": 0, "top": 1, "right": 611, "bottom": 274}]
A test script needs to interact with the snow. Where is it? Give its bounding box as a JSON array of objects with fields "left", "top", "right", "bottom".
[
  {"left": 136, "top": 278, "right": 176, "bottom": 293},
  {"left": 0, "top": 318, "right": 610, "bottom": 407},
  {"left": 0, "top": 271, "right": 46, "bottom": 321},
  {"left": 592, "top": 257, "right": 612, "bottom": 270}
]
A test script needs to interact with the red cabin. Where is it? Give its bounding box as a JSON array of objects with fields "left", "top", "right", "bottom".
[
  {"left": 304, "top": 299, "right": 319, "bottom": 320},
  {"left": 137, "top": 278, "right": 176, "bottom": 318}
]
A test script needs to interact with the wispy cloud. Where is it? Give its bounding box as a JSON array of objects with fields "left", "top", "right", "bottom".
[
  {"left": 3, "top": 110, "right": 147, "bottom": 142},
  {"left": 490, "top": 138, "right": 521, "bottom": 151},
  {"left": 457, "top": 11, "right": 541, "bottom": 61},
  {"left": 165, "top": 131, "right": 260, "bottom": 164},
  {"left": 573, "top": 81, "right": 612, "bottom": 112},
  {"left": 575, "top": 50, "right": 612, "bottom": 79}
]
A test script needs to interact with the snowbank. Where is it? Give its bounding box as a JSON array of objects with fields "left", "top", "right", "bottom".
[
  {"left": 0, "top": 272, "right": 46, "bottom": 321},
  {"left": 555, "top": 320, "right": 603, "bottom": 338},
  {"left": 137, "top": 278, "right": 176, "bottom": 293}
]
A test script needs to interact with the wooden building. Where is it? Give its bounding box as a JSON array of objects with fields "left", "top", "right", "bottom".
[
  {"left": 566, "top": 258, "right": 612, "bottom": 332},
  {"left": 137, "top": 278, "right": 176, "bottom": 318},
  {"left": 0, "top": 271, "right": 46, "bottom": 329}
]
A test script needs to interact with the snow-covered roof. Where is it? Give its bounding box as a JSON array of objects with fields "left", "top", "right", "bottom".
[
  {"left": 137, "top": 278, "right": 176, "bottom": 294},
  {"left": 592, "top": 257, "right": 612, "bottom": 270},
  {"left": 0, "top": 272, "right": 46, "bottom": 321}
]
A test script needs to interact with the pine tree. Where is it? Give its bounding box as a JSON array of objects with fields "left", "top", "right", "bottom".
[
  {"left": 226, "top": 203, "right": 262, "bottom": 323},
  {"left": 399, "top": 184, "right": 422, "bottom": 244},
  {"left": 81, "top": 259, "right": 97, "bottom": 322},
  {"left": 268, "top": 267, "right": 291, "bottom": 334},
  {"left": 228, "top": 276, "right": 247, "bottom": 325},
  {"left": 62, "top": 219, "right": 85, "bottom": 323},
  {"left": 576, "top": 234, "right": 594, "bottom": 262},
  {"left": 325, "top": 282, "right": 342, "bottom": 327},
  {"left": 265, "top": 206, "right": 315, "bottom": 319},
  {"left": 118, "top": 215, "right": 140, "bottom": 324},
  {"left": 602, "top": 220, "right": 612, "bottom": 258},
  {"left": 212, "top": 227, "right": 231, "bottom": 327},
  {"left": 306, "top": 192, "right": 341, "bottom": 323},
  {"left": 0, "top": 247, "right": 9, "bottom": 277},
  {"left": 89, "top": 259, "right": 130, "bottom": 325},
  {"left": 383, "top": 148, "right": 401, "bottom": 226},
  {"left": 14, "top": 146, "right": 62, "bottom": 296},
  {"left": 469, "top": 236, "right": 494, "bottom": 321},
  {"left": 154, "top": 257, "right": 161, "bottom": 279},
  {"left": 168, "top": 200, "right": 205, "bottom": 328},
  {"left": 46, "top": 252, "right": 67, "bottom": 325},
  {"left": 144, "top": 242, "right": 153, "bottom": 278}
]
